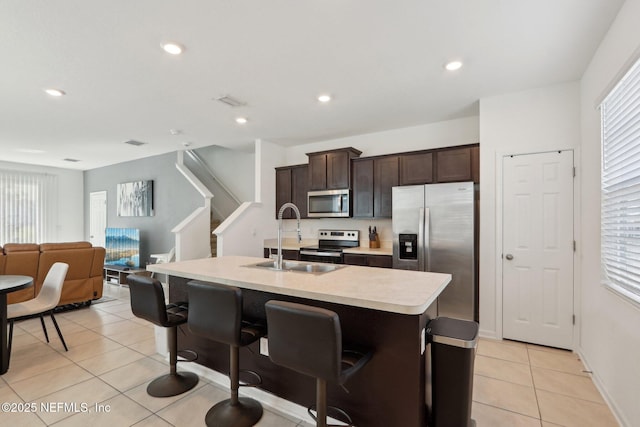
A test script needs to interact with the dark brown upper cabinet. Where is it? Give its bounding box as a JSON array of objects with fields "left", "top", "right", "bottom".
[
  {"left": 436, "top": 146, "right": 476, "bottom": 183},
  {"left": 275, "top": 164, "right": 308, "bottom": 219},
  {"left": 399, "top": 152, "right": 433, "bottom": 185},
  {"left": 352, "top": 158, "right": 374, "bottom": 217},
  {"left": 352, "top": 155, "right": 398, "bottom": 218},
  {"left": 374, "top": 156, "right": 399, "bottom": 218},
  {"left": 307, "top": 147, "right": 362, "bottom": 190}
]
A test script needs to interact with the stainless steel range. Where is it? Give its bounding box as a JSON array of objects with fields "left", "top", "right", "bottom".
[{"left": 299, "top": 229, "right": 360, "bottom": 264}]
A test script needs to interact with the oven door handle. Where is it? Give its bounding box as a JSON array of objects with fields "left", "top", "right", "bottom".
[{"left": 299, "top": 250, "right": 343, "bottom": 258}]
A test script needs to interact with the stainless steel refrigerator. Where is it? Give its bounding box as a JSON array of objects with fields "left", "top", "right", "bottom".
[{"left": 392, "top": 182, "right": 477, "bottom": 321}]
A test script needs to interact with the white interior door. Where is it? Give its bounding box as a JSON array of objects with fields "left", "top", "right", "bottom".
[
  {"left": 89, "top": 191, "right": 107, "bottom": 247},
  {"left": 502, "top": 150, "right": 574, "bottom": 349}
]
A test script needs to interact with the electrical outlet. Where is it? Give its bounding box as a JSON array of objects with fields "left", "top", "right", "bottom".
[{"left": 260, "top": 337, "right": 269, "bottom": 356}]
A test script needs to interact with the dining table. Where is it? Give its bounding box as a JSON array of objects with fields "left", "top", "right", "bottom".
[{"left": 0, "top": 275, "right": 34, "bottom": 374}]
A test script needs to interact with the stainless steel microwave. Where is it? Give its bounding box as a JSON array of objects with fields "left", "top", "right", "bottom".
[{"left": 307, "top": 189, "right": 351, "bottom": 218}]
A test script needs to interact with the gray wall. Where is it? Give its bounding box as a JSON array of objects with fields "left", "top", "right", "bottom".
[{"left": 84, "top": 151, "right": 201, "bottom": 267}]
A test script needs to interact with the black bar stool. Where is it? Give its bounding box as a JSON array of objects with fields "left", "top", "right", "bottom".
[
  {"left": 265, "top": 300, "right": 372, "bottom": 427},
  {"left": 127, "top": 275, "right": 199, "bottom": 397},
  {"left": 187, "top": 280, "right": 266, "bottom": 427}
]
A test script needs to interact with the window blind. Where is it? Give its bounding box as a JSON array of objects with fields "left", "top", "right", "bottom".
[
  {"left": 0, "top": 169, "right": 57, "bottom": 244},
  {"left": 601, "top": 56, "right": 640, "bottom": 302}
]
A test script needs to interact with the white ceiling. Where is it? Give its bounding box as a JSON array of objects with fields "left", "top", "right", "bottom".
[{"left": 0, "top": 0, "right": 624, "bottom": 171}]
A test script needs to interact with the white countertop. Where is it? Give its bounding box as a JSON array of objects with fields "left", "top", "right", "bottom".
[{"left": 147, "top": 256, "right": 450, "bottom": 315}]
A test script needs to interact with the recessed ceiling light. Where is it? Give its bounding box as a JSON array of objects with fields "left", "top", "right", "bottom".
[
  {"left": 318, "top": 94, "right": 332, "bottom": 103},
  {"left": 445, "top": 61, "right": 463, "bottom": 71},
  {"left": 235, "top": 117, "right": 248, "bottom": 124},
  {"left": 44, "top": 88, "right": 65, "bottom": 97},
  {"left": 161, "top": 42, "right": 184, "bottom": 55}
]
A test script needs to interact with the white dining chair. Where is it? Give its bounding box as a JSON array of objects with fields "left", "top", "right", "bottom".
[
  {"left": 7, "top": 262, "right": 70, "bottom": 358},
  {"left": 150, "top": 247, "right": 175, "bottom": 264}
]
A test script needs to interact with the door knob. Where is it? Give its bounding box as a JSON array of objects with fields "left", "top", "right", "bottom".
[{"left": 505, "top": 254, "right": 514, "bottom": 260}]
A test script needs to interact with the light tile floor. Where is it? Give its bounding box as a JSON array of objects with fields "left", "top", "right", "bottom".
[
  {"left": 471, "top": 338, "right": 619, "bottom": 427},
  {"left": 0, "top": 283, "right": 620, "bottom": 426}
]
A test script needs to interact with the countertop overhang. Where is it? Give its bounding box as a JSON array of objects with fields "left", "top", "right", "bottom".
[{"left": 147, "top": 256, "right": 451, "bottom": 315}]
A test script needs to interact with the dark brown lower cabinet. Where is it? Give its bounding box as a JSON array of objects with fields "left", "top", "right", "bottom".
[
  {"left": 344, "top": 253, "right": 392, "bottom": 268},
  {"left": 264, "top": 248, "right": 299, "bottom": 260}
]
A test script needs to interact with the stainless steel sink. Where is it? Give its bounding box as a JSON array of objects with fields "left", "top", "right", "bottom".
[{"left": 247, "top": 260, "right": 342, "bottom": 274}]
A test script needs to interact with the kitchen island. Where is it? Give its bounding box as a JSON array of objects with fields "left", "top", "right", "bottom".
[{"left": 147, "top": 256, "right": 451, "bottom": 427}]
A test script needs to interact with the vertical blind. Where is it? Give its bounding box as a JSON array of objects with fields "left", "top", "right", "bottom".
[
  {"left": 601, "top": 56, "right": 640, "bottom": 302},
  {"left": 0, "top": 169, "right": 57, "bottom": 245}
]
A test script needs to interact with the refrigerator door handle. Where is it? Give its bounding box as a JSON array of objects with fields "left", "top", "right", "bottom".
[
  {"left": 418, "top": 207, "right": 426, "bottom": 271},
  {"left": 424, "top": 207, "right": 431, "bottom": 271}
]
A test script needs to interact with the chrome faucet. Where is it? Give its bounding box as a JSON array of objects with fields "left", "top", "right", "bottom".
[{"left": 277, "top": 202, "right": 302, "bottom": 270}]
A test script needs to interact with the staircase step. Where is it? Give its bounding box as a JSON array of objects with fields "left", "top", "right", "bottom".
[{"left": 211, "top": 217, "right": 222, "bottom": 258}]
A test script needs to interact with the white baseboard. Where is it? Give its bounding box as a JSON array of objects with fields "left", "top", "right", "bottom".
[
  {"left": 478, "top": 329, "right": 499, "bottom": 340},
  {"left": 175, "top": 357, "right": 347, "bottom": 426},
  {"left": 575, "top": 347, "right": 628, "bottom": 427}
]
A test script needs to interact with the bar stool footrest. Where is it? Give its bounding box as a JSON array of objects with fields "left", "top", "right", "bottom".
[
  {"left": 239, "top": 369, "right": 262, "bottom": 388},
  {"left": 177, "top": 349, "right": 198, "bottom": 362},
  {"left": 308, "top": 404, "right": 354, "bottom": 426}
]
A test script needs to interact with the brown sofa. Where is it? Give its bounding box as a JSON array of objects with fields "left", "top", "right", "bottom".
[{"left": 0, "top": 242, "right": 105, "bottom": 306}]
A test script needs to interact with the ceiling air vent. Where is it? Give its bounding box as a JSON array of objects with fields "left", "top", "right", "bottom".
[
  {"left": 63, "top": 158, "right": 80, "bottom": 162},
  {"left": 124, "top": 140, "right": 147, "bottom": 146},
  {"left": 214, "top": 95, "right": 246, "bottom": 107}
]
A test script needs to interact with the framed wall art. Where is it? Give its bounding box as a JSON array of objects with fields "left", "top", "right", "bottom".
[{"left": 117, "top": 180, "right": 154, "bottom": 217}]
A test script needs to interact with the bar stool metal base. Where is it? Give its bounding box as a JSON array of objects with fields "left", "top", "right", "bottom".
[
  {"left": 205, "top": 397, "right": 263, "bottom": 427},
  {"left": 147, "top": 371, "right": 199, "bottom": 397}
]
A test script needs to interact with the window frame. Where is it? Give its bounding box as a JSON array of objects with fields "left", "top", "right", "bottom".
[
  {"left": 600, "top": 55, "right": 640, "bottom": 306},
  {"left": 0, "top": 169, "right": 58, "bottom": 245}
]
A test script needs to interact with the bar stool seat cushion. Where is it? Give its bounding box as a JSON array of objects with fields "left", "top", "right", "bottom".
[
  {"left": 187, "top": 281, "right": 266, "bottom": 347},
  {"left": 127, "top": 276, "right": 188, "bottom": 328},
  {"left": 165, "top": 302, "right": 189, "bottom": 326},
  {"left": 127, "top": 275, "right": 198, "bottom": 398},
  {"left": 265, "top": 301, "right": 371, "bottom": 385},
  {"left": 187, "top": 280, "right": 266, "bottom": 427}
]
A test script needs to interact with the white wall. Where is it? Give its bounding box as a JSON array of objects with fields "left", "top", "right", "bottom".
[
  {"left": 478, "top": 82, "right": 581, "bottom": 338},
  {"left": 579, "top": 1, "right": 640, "bottom": 425},
  {"left": 215, "top": 139, "right": 286, "bottom": 257},
  {"left": 195, "top": 145, "right": 255, "bottom": 202},
  {"left": 0, "top": 160, "right": 84, "bottom": 242},
  {"left": 284, "top": 116, "right": 479, "bottom": 165}
]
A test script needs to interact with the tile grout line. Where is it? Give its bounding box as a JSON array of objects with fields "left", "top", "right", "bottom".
[
  {"left": 470, "top": 399, "right": 545, "bottom": 423},
  {"left": 526, "top": 346, "right": 545, "bottom": 424},
  {"left": 473, "top": 371, "right": 533, "bottom": 388}
]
